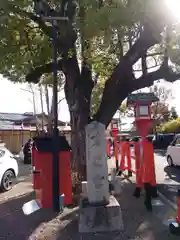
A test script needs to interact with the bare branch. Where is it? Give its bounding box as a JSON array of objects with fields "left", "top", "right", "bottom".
[
  {"left": 58, "top": 97, "right": 65, "bottom": 104},
  {"left": 147, "top": 52, "right": 163, "bottom": 57},
  {"left": 20, "top": 87, "right": 33, "bottom": 94}
]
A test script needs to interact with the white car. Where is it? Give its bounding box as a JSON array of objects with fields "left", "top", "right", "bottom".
[
  {"left": 0, "top": 146, "right": 18, "bottom": 191},
  {"left": 166, "top": 134, "right": 180, "bottom": 166}
]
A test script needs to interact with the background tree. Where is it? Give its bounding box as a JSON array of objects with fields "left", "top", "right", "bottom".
[
  {"left": 150, "top": 84, "right": 173, "bottom": 128},
  {"left": 162, "top": 118, "right": 180, "bottom": 133},
  {"left": 170, "top": 106, "right": 178, "bottom": 120},
  {"left": 21, "top": 73, "right": 65, "bottom": 132},
  {"left": 2, "top": 1, "right": 180, "bottom": 180},
  {"left": 119, "top": 102, "right": 134, "bottom": 117}
]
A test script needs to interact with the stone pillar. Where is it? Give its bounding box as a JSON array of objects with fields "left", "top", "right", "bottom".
[
  {"left": 85, "top": 121, "right": 109, "bottom": 205},
  {"left": 79, "top": 121, "right": 124, "bottom": 233}
]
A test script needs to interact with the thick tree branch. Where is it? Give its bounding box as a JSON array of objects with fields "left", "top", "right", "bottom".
[
  {"left": 94, "top": 26, "right": 162, "bottom": 126},
  {"left": 134, "top": 64, "right": 161, "bottom": 72},
  {"left": 142, "top": 53, "right": 147, "bottom": 76},
  {"left": 147, "top": 52, "right": 163, "bottom": 57},
  {"left": 133, "top": 65, "right": 180, "bottom": 91},
  {"left": 27, "top": 12, "right": 52, "bottom": 37},
  {"left": 26, "top": 59, "right": 64, "bottom": 83}
]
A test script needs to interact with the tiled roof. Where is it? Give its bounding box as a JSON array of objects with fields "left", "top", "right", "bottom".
[
  {"left": 0, "top": 112, "right": 31, "bottom": 122},
  {"left": 0, "top": 112, "right": 69, "bottom": 126},
  {"left": 0, "top": 119, "right": 71, "bottom": 131},
  {"left": 0, "top": 120, "right": 14, "bottom": 130}
]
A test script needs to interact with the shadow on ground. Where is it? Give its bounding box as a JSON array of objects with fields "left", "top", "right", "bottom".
[
  {"left": 164, "top": 166, "right": 180, "bottom": 183},
  {"left": 55, "top": 182, "right": 176, "bottom": 240},
  {"left": 156, "top": 164, "right": 180, "bottom": 205},
  {"left": 0, "top": 181, "right": 177, "bottom": 239},
  {"left": 17, "top": 162, "right": 32, "bottom": 183},
  {"left": 157, "top": 183, "right": 179, "bottom": 205},
  {"left": 0, "top": 192, "right": 57, "bottom": 239}
]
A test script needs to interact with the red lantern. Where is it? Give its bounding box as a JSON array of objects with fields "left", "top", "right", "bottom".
[{"left": 127, "top": 93, "right": 158, "bottom": 138}]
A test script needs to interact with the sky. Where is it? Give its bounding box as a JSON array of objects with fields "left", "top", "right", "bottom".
[
  {"left": 0, "top": 75, "right": 180, "bottom": 123},
  {"left": 0, "top": 76, "right": 70, "bottom": 122}
]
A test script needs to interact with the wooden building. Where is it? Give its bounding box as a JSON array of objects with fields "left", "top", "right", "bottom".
[{"left": 0, "top": 112, "right": 71, "bottom": 153}]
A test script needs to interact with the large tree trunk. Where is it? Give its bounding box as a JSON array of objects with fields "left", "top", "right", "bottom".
[
  {"left": 64, "top": 55, "right": 93, "bottom": 184},
  {"left": 70, "top": 111, "right": 88, "bottom": 183}
]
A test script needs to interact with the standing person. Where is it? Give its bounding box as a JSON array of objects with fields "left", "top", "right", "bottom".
[
  {"left": 23, "top": 139, "right": 32, "bottom": 164},
  {"left": 109, "top": 137, "right": 114, "bottom": 158}
]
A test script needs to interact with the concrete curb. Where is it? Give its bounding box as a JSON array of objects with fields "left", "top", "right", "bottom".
[
  {"left": 157, "top": 190, "right": 177, "bottom": 211},
  {"left": 59, "top": 206, "right": 79, "bottom": 221},
  {"left": 122, "top": 173, "right": 178, "bottom": 211}
]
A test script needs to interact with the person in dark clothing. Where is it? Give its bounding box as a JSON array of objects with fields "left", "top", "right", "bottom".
[{"left": 23, "top": 139, "right": 32, "bottom": 164}]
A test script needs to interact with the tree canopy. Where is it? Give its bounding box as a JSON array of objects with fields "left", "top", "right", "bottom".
[
  {"left": 2, "top": 0, "right": 180, "bottom": 176},
  {"left": 160, "top": 118, "right": 180, "bottom": 133},
  {"left": 170, "top": 106, "right": 178, "bottom": 120},
  {"left": 1, "top": 1, "right": 180, "bottom": 106},
  {"left": 150, "top": 84, "right": 172, "bottom": 125}
]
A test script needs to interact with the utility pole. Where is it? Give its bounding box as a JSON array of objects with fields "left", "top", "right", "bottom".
[
  {"left": 39, "top": 85, "right": 45, "bottom": 130},
  {"left": 34, "top": 0, "right": 68, "bottom": 213}
]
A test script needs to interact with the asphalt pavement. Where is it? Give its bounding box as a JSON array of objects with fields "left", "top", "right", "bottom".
[{"left": 154, "top": 150, "right": 180, "bottom": 206}]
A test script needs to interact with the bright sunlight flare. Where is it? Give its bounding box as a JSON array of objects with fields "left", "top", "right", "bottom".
[{"left": 166, "top": 0, "right": 180, "bottom": 22}]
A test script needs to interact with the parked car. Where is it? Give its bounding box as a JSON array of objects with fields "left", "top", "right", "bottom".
[
  {"left": 153, "top": 133, "right": 175, "bottom": 150},
  {"left": 147, "top": 134, "right": 154, "bottom": 142},
  {"left": 166, "top": 134, "right": 180, "bottom": 166},
  {"left": 0, "top": 146, "right": 18, "bottom": 191}
]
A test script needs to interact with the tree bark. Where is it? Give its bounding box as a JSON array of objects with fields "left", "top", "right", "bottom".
[{"left": 64, "top": 53, "right": 93, "bottom": 182}]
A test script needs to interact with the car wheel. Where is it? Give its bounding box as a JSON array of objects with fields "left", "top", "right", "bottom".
[
  {"left": 0, "top": 170, "right": 15, "bottom": 192},
  {"left": 167, "top": 156, "right": 174, "bottom": 167}
]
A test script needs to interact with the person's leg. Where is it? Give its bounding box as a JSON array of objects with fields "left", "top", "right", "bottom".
[
  {"left": 118, "top": 149, "right": 125, "bottom": 176},
  {"left": 127, "top": 146, "right": 132, "bottom": 177},
  {"left": 144, "top": 182, "right": 152, "bottom": 212},
  {"left": 24, "top": 154, "right": 28, "bottom": 164},
  {"left": 133, "top": 187, "right": 141, "bottom": 198}
]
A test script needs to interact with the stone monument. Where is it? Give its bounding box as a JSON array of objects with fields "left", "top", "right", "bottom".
[{"left": 79, "top": 121, "right": 124, "bottom": 233}]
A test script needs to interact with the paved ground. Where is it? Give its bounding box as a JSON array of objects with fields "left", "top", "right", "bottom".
[
  {"left": 54, "top": 181, "right": 180, "bottom": 240},
  {"left": 154, "top": 150, "right": 180, "bottom": 205},
  {"left": 0, "top": 177, "right": 177, "bottom": 240},
  {"left": 0, "top": 153, "right": 179, "bottom": 239}
]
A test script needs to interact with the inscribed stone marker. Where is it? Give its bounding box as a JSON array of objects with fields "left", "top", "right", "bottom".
[{"left": 85, "top": 121, "right": 109, "bottom": 204}]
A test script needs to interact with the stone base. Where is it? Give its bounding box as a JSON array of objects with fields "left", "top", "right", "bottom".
[
  {"left": 79, "top": 195, "right": 124, "bottom": 233},
  {"left": 113, "top": 176, "right": 122, "bottom": 196}
]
